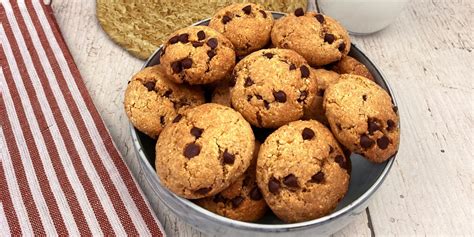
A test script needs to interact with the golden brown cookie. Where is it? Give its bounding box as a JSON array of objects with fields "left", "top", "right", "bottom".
[
  {"left": 271, "top": 8, "right": 350, "bottom": 66},
  {"left": 156, "top": 103, "right": 255, "bottom": 199},
  {"left": 230, "top": 49, "right": 317, "bottom": 128},
  {"left": 324, "top": 74, "right": 400, "bottom": 163},
  {"left": 124, "top": 65, "right": 205, "bottom": 138},
  {"left": 303, "top": 68, "right": 341, "bottom": 125},
  {"left": 209, "top": 3, "right": 274, "bottom": 56},
  {"left": 256, "top": 120, "right": 350, "bottom": 223},
  {"left": 195, "top": 142, "right": 267, "bottom": 222},
  {"left": 330, "top": 56, "right": 374, "bottom": 81},
  {"left": 160, "top": 26, "right": 236, "bottom": 85}
]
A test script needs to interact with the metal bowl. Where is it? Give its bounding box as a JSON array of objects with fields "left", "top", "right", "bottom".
[{"left": 132, "top": 12, "right": 398, "bottom": 236}]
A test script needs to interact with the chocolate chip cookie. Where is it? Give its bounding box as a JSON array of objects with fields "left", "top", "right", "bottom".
[
  {"left": 230, "top": 48, "right": 317, "bottom": 128},
  {"left": 329, "top": 56, "right": 374, "bottom": 81},
  {"left": 124, "top": 65, "right": 205, "bottom": 138},
  {"left": 271, "top": 8, "right": 350, "bottom": 66},
  {"left": 324, "top": 74, "right": 400, "bottom": 163},
  {"left": 211, "top": 80, "right": 232, "bottom": 107},
  {"left": 156, "top": 103, "right": 255, "bottom": 199},
  {"left": 303, "top": 68, "right": 341, "bottom": 125},
  {"left": 195, "top": 142, "right": 268, "bottom": 222},
  {"left": 209, "top": 3, "right": 274, "bottom": 56},
  {"left": 160, "top": 26, "right": 236, "bottom": 85},
  {"left": 256, "top": 120, "right": 350, "bottom": 223}
]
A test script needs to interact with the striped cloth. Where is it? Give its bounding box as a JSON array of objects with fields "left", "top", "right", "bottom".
[{"left": 0, "top": 0, "right": 164, "bottom": 235}]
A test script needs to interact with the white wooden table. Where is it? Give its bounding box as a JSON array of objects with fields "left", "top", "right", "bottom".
[{"left": 51, "top": 0, "right": 473, "bottom": 236}]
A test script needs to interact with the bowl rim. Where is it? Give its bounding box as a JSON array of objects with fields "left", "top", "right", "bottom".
[{"left": 130, "top": 12, "right": 399, "bottom": 232}]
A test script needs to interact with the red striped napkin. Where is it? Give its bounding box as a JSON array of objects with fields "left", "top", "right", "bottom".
[{"left": 0, "top": 0, "right": 164, "bottom": 235}]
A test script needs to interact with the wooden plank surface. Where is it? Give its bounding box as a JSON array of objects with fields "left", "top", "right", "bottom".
[{"left": 50, "top": 0, "right": 473, "bottom": 236}]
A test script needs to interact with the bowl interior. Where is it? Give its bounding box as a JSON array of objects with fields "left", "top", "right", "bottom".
[{"left": 133, "top": 12, "right": 396, "bottom": 226}]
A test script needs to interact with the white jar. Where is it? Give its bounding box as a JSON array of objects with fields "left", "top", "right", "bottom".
[{"left": 315, "top": 0, "right": 409, "bottom": 35}]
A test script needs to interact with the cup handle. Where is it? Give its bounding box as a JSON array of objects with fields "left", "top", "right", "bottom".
[{"left": 307, "top": 0, "right": 320, "bottom": 13}]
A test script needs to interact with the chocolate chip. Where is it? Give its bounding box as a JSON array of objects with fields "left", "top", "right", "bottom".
[
  {"left": 195, "top": 187, "right": 211, "bottom": 195},
  {"left": 311, "top": 171, "right": 324, "bottom": 183},
  {"left": 231, "top": 196, "right": 244, "bottom": 208},
  {"left": 300, "top": 65, "right": 310, "bottom": 78},
  {"left": 244, "top": 77, "right": 254, "bottom": 87},
  {"left": 207, "top": 50, "right": 217, "bottom": 59},
  {"left": 192, "top": 41, "right": 204, "bottom": 47},
  {"left": 392, "top": 106, "right": 398, "bottom": 113},
  {"left": 171, "top": 61, "right": 182, "bottom": 73},
  {"left": 283, "top": 174, "right": 299, "bottom": 187},
  {"left": 273, "top": 90, "right": 287, "bottom": 103},
  {"left": 268, "top": 177, "right": 280, "bottom": 194},
  {"left": 222, "top": 15, "right": 232, "bottom": 24},
  {"left": 259, "top": 10, "right": 267, "bottom": 18},
  {"left": 263, "top": 52, "right": 273, "bottom": 59},
  {"left": 377, "top": 136, "right": 390, "bottom": 149},
  {"left": 315, "top": 14, "right": 325, "bottom": 23},
  {"left": 255, "top": 94, "right": 263, "bottom": 100},
  {"left": 178, "top": 34, "right": 189, "bottom": 43},
  {"left": 324, "top": 34, "right": 335, "bottom": 44},
  {"left": 190, "top": 127, "right": 204, "bottom": 138},
  {"left": 317, "top": 89, "right": 325, "bottom": 97},
  {"left": 229, "top": 74, "right": 237, "bottom": 87},
  {"left": 302, "top": 127, "right": 315, "bottom": 140},
  {"left": 172, "top": 114, "right": 182, "bottom": 123},
  {"left": 207, "top": 38, "right": 218, "bottom": 49},
  {"left": 250, "top": 187, "right": 263, "bottom": 200},
  {"left": 242, "top": 5, "right": 252, "bottom": 15},
  {"left": 213, "top": 194, "right": 225, "bottom": 203},
  {"left": 223, "top": 150, "right": 235, "bottom": 164},
  {"left": 160, "top": 116, "right": 165, "bottom": 125},
  {"left": 360, "top": 134, "right": 375, "bottom": 149},
  {"left": 362, "top": 94, "right": 367, "bottom": 101},
  {"left": 368, "top": 119, "right": 380, "bottom": 135},
  {"left": 181, "top": 58, "right": 193, "bottom": 69},
  {"left": 387, "top": 119, "right": 396, "bottom": 131},
  {"left": 263, "top": 100, "right": 270, "bottom": 109},
  {"left": 297, "top": 91, "right": 308, "bottom": 103},
  {"left": 184, "top": 143, "right": 200, "bottom": 158},
  {"left": 144, "top": 81, "right": 155, "bottom": 91},
  {"left": 335, "top": 155, "right": 349, "bottom": 170},
  {"left": 289, "top": 63, "right": 296, "bottom": 70},
  {"left": 329, "top": 145, "right": 334, "bottom": 153},
  {"left": 338, "top": 42, "right": 346, "bottom": 52},
  {"left": 163, "top": 90, "right": 172, "bottom": 97},
  {"left": 294, "top": 8, "right": 304, "bottom": 17},
  {"left": 247, "top": 95, "right": 253, "bottom": 101},
  {"left": 197, "top": 30, "right": 206, "bottom": 40},
  {"left": 169, "top": 35, "right": 179, "bottom": 44}
]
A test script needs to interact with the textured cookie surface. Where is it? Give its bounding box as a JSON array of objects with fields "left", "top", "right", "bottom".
[
  {"left": 124, "top": 65, "right": 205, "bottom": 138},
  {"left": 324, "top": 74, "right": 400, "bottom": 163},
  {"left": 160, "top": 26, "right": 236, "bottom": 85},
  {"left": 156, "top": 103, "right": 255, "bottom": 199},
  {"left": 195, "top": 142, "right": 267, "bottom": 222},
  {"left": 230, "top": 48, "right": 317, "bottom": 128},
  {"left": 211, "top": 80, "right": 232, "bottom": 107},
  {"left": 257, "top": 120, "right": 350, "bottom": 223},
  {"left": 271, "top": 9, "right": 350, "bottom": 66},
  {"left": 304, "top": 68, "right": 341, "bottom": 124},
  {"left": 330, "top": 56, "right": 374, "bottom": 81},
  {"left": 209, "top": 3, "right": 274, "bottom": 56}
]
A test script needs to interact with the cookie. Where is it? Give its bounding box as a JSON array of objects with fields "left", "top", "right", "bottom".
[
  {"left": 324, "top": 74, "right": 400, "bottom": 163},
  {"left": 271, "top": 9, "right": 350, "bottom": 66},
  {"left": 256, "top": 120, "right": 350, "bottom": 223},
  {"left": 155, "top": 103, "right": 255, "bottom": 199},
  {"left": 303, "top": 68, "right": 341, "bottom": 125},
  {"left": 209, "top": 3, "right": 274, "bottom": 56},
  {"left": 195, "top": 142, "right": 267, "bottom": 222},
  {"left": 211, "top": 80, "right": 232, "bottom": 107},
  {"left": 124, "top": 65, "right": 205, "bottom": 138},
  {"left": 329, "top": 56, "right": 374, "bottom": 81},
  {"left": 160, "top": 26, "right": 236, "bottom": 85},
  {"left": 230, "top": 48, "right": 317, "bottom": 128}
]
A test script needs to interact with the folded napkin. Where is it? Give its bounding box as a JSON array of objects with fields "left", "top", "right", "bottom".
[{"left": 0, "top": 1, "right": 164, "bottom": 235}]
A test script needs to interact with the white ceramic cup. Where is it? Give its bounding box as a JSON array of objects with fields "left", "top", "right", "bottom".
[{"left": 315, "top": 0, "right": 409, "bottom": 35}]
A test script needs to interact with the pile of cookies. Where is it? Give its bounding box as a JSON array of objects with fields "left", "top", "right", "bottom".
[{"left": 124, "top": 3, "right": 400, "bottom": 223}]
